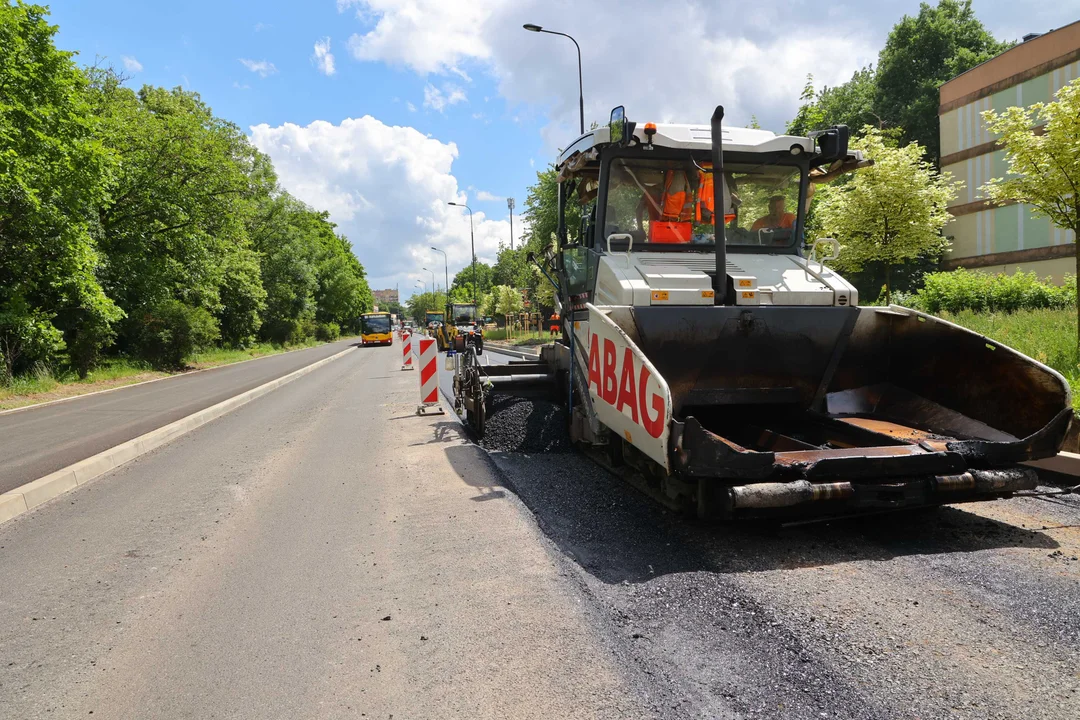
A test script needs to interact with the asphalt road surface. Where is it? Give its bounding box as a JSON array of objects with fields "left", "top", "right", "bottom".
[
  {"left": 0, "top": 344, "right": 647, "bottom": 719},
  {"left": 4, "top": 337, "right": 1080, "bottom": 718},
  {"left": 0, "top": 338, "right": 357, "bottom": 494}
]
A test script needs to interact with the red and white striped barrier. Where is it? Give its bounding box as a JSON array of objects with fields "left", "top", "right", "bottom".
[
  {"left": 416, "top": 337, "right": 444, "bottom": 415},
  {"left": 401, "top": 331, "right": 414, "bottom": 370}
]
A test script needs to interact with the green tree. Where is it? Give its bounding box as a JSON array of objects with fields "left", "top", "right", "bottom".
[
  {"left": 787, "top": 68, "right": 882, "bottom": 137},
  {"left": 216, "top": 248, "right": 266, "bottom": 347},
  {"left": 982, "top": 78, "right": 1080, "bottom": 342},
  {"left": 520, "top": 164, "right": 582, "bottom": 253},
  {"left": 477, "top": 291, "right": 494, "bottom": 318},
  {"left": 91, "top": 80, "right": 260, "bottom": 353},
  {"left": 786, "top": 76, "right": 826, "bottom": 137},
  {"left": 493, "top": 284, "right": 523, "bottom": 338},
  {"left": 491, "top": 244, "right": 533, "bottom": 289},
  {"left": 0, "top": 2, "right": 121, "bottom": 378},
  {"left": 405, "top": 290, "right": 446, "bottom": 325},
  {"left": 449, "top": 260, "right": 493, "bottom": 300},
  {"left": 815, "top": 128, "right": 961, "bottom": 303},
  {"left": 876, "top": 0, "right": 1011, "bottom": 164},
  {"left": 248, "top": 191, "right": 318, "bottom": 343}
]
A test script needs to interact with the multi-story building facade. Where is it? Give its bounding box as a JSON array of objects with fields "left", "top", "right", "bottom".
[
  {"left": 373, "top": 288, "right": 399, "bottom": 306},
  {"left": 938, "top": 20, "right": 1079, "bottom": 281}
]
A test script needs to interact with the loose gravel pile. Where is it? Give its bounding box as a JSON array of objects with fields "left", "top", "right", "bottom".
[{"left": 479, "top": 394, "right": 573, "bottom": 453}]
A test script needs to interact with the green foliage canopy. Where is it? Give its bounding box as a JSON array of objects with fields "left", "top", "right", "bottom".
[
  {"left": 814, "top": 128, "right": 961, "bottom": 303},
  {"left": 0, "top": 2, "right": 374, "bottom": 376},
  {"left": 875, "top": 0, "right": 1011, "bottom": 163},
  {"left": 0, "top": 2, "right": 121, "bottom": 378},
  {"left": 982, "top": 78, "right": 1080, "bottom": 342}
]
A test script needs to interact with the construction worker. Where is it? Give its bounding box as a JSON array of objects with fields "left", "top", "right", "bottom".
[
  {"left": 751, "top": 195, "right": 796, "bottom": 231},
  {"left": 548, "top": 313, "right": 560, "bottom": 337},
  {"left": 649, "top": 169, "right": 695, "bottom": 243}
]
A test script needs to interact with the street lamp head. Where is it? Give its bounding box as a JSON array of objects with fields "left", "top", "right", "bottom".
[
  {"left": 447, "top": 201, "right": 458, "bottom": 206},
  {"left": 523, "top": 23, "right": 542, "bottom": 32}
]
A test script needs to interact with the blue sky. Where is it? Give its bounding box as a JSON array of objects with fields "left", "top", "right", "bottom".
[{"left": 46, "top": 0, "right": 1080, "bottom": 300}]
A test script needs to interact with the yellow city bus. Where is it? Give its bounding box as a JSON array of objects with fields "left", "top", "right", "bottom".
[{"left": 360, "top": 312, "right": 393, "bottom": 346}]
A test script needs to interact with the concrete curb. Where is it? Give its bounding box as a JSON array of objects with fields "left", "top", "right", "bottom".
[
  {"left": 485, "top": 342, "right": 542, "bottom": 360},
  {"left": 0, "top": 345, "right": 355, "bottom": 526},
  {"left": 0, "top": 339, "right": 358, "bottom": 417},
  {"left": 1025, "top": 451, "right": 1080, "bottom": 478}
]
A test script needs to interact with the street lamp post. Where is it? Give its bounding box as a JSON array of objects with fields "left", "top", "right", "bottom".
[
  {"left": 447, "top": 202, "right": 477, "bottom": 307},
  {"left": 416, "top": 280, "right": 426, "bottom": 295},
  {"left": 430, "top": 246, "right": 449, "bottom": 304},
  {"left": 523, "top": 23, "right": 584, "bottom": 136},
  {"left": 422, "top": 267, "right": 436, "bottom": 296}
]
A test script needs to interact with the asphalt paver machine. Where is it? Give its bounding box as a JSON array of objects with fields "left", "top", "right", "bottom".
[{"left": 454, "top": 105, "right": 1072, "bottom": 520}]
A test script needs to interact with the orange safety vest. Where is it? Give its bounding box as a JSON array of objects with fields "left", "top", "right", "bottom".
[
  {"left": 751, "top": 212, "right": 796, "bottom": 231},
  {"left": 650, "top": 170, "right": 694, "bottom": 243},
  {"left": 695, "top": 166, "right": 736, "bottom": 225}
]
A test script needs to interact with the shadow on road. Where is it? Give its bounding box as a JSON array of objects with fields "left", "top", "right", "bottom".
[
  {"left": 430, "top": 421, "right": 510, "bottom": 504},
  {"left": 480, "top": 452, "right": 1059, "bottom": 585},
  {"left": 425, "top": 407, "right": 1059, "bottom": 583}
]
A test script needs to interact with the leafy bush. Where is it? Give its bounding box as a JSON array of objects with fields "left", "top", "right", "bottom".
[
  {"left": 914, "top": 269, "right": 1075, "bottom": 314},
  {"left": 314, "top": 321, "right": 340, "bottom": 342},
  {"left": 261, "top": 315, "right": 316, "bottom": 345},
  {"left": 0, "top": 302, "right": 65, "bottom": 381},
  {"left": 65, "top": 312, "right": 118, "bottom": 379},
  {"left": 133, "top": 300, "right": 220, "bottom": 369}
]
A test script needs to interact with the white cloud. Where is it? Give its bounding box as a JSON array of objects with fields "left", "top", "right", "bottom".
[
  {"left": 422, "top": 83, "right": 467, "bottom": 112},
  {"left": 121, "top": 56, "right": 143, "bottom": 73},
  {"left": 475, "top": 190, "right": 501, "bottom": 202},
  {"left": 254, "top": 22, "right": 271, "bottom": 32},
  {"left": 345, "top": 0, "right": 495, "bottom": 76},
  {"left": 312, "top": 37, "right": 336, "bottom": 76},
  {"left": 406, "top": 101, "right": 417, "bottom": 112},
  {"left": 239, "top": 58, "right": 278, "bottom": 77},
  {"left": 233, "top": 81, "right": 251, "bottom": 90},
  {"left": 340, "top": 0, "right": 880, "bottom": 139},
  {"left": 249, "top": 116, "right": 516, "bottom": 297}
]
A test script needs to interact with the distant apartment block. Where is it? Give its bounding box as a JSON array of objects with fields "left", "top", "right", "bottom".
[
  {"left": 373, "top": 288, "right": 399, "bottom": 306},
  {"left": 938, "top": 20, "right": 1079, "bottom": 281}
]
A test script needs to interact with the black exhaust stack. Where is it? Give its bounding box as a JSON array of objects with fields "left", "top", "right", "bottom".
[{"left": 710, "top": 105, "right": 726, "bottom": 305}]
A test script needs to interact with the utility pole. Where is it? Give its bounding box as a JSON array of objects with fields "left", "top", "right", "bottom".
[{"left": 507, "top": 197, "right": 515, "bottom": 250}]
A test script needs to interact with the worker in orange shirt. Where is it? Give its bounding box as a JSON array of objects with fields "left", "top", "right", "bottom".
[{"left": 751, "top": 195, "right": 796, "bottom": 231}]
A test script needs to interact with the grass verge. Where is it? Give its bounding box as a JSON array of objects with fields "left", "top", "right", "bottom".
[{"left": 0, "top": 337, "right": 355, "bottom": 412}]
